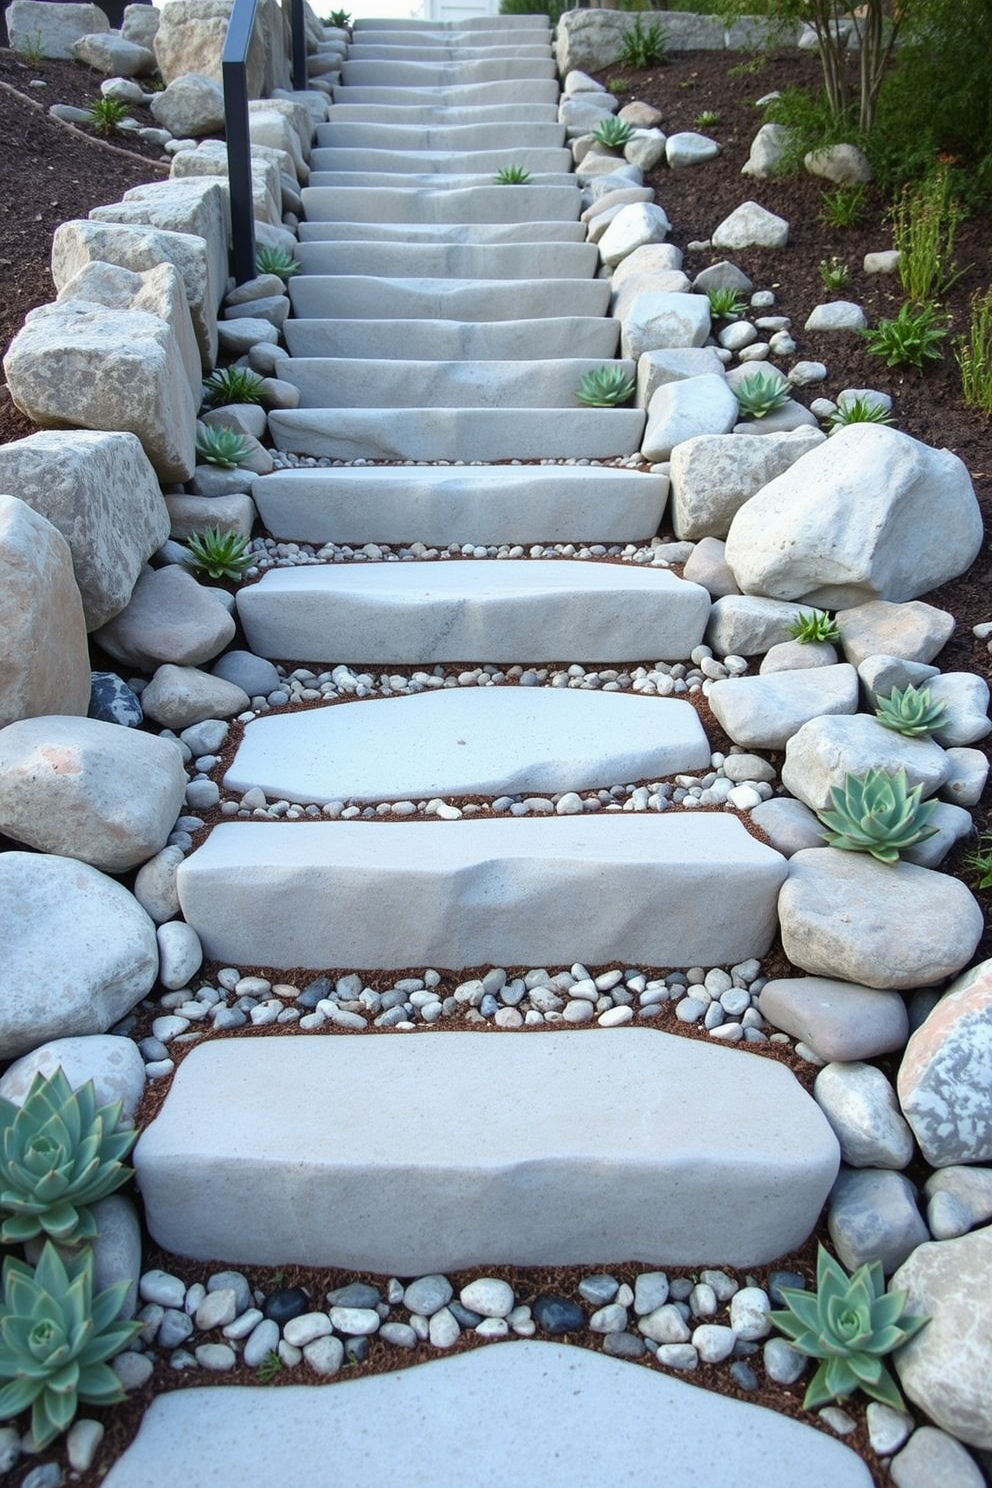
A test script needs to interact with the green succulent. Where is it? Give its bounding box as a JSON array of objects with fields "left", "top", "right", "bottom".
[
  {"left": 0, "top": 1242, "right": 142, "bottom": 1450},
  {"left": 493, "top": 164, "right": 532, "bottom": 185},
  {"left": 706, "top": 287, "right": 747, "bottom": 320},
  {"left": 785, "top": 609, "right": 840, "bottom": 645},
  {"left": 203, "top": 366, "right": 266, "bottom": 408},
  {"left": 324, "top": 7, "right": 351, "bottom": 25},
  {"left": 827, "top": 394, "right": 895, "bottom": 432},
  {"left": 85, "top": 96, "right": 127, "bottom": 135},
  {"left": 874, "top": 683, "right": 948, "bottom": 738},
  {"left": 819, "top": 255, "right": 850, "bottom": 291},
  {"left": 0, "top": 1071, "right": 136, "bottom": 1249},
  {"left": 769, "top": 1244, "right": 927, "bottom": 1412},
  {"left": 734, "top": 369, "right": 790, "bottom": 420},
  {"left": 575, "top": 365, "right": 636, "bottom": 407},
  {"left": 592, "top": 115, "right": 634, "bottom": 150},
  {"left": 195, "top": 425, "right": 253, "bottom": 469},
  {"left": 183, "top": 526, "right": 254, "bottom": 582},
  {"left": 817, "top": 767, "right": 939, "bottom": 864},
  {"left": 255, "top": 245, "right": 301, "bottom": 281}
]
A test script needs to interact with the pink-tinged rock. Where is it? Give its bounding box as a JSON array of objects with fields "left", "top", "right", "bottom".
[{"left": 897, "top": 958, "right": 992, "bottom": 1166}]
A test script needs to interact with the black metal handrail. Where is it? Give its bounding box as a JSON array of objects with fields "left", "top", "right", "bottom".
[{"left": 223, "top": 0, "right": 307, "bottom": 285}]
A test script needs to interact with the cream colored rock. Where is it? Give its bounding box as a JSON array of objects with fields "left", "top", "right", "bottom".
[
  {"left": 836, "top": 599, "right": 955, "bottom": 668},
  {"left": 669, "top": 428, "right": 825, "bottom": 540},
  {"left": 154, "top": 0, "right": 265, "bottom": 92},
  {"left": 708, "top": 664, "right": 858, "bottom": 750},
  {"left": 7, "top": 0, "right": 108, "bottom": 59},
  {"left": 97, "top": 178, "right": 228, "bottom": 309},
  {"left": 151, "top": 73, "right": 225, "bottom": 137},
  {"left": 72, "top": 32, "right": 154, "bottom": 76}
]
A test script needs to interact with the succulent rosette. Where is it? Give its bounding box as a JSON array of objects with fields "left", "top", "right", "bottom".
[
  {"left": 816, "top": 766, "right": 938, "bottom": 863},
  {"left": 874, "top": 682, "right": 948, "bottom": 738}
]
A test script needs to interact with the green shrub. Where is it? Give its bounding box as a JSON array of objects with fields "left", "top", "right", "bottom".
[
  {"left": 85, "top": 96, "right": 127, "bottom": 135},
  {"left": 499, "top": 0, "right": 566, "bottom": 22},
  {"left": 620, "top": 16, "right": 666, "bottom": 69},
  {"left": 819, "top": 184, "right": 867, "bottom": 230},
  {"left": 958, "top": 286, "right": 992, "bottom": 416},
  {"left": 861, "top": 302, "right": 947, "bottom": 371}
]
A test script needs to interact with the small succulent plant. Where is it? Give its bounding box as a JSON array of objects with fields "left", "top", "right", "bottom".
[
  {"left": 706, "top": 287, "right": 747, "bottom": 320},
  {"left": 323, "top": 8, "right": 351, "bottom": 27},
  {"left": 592, "top": 115, "right": 634, "bottom": 150},
  {"left": 734, "top": 369, "right": 790, "bottom": 420},
  {"left": 85, "top": 96, "right": 127, "bottom": 135},
  {"left": 694, "top": 109, "right": 721, "bottom": 128},
  {"left": 575, "top": 365, "right": 636, "bottom": 407},
  {"left": 183, "top": 527, "right": 254, "bottom": 581},
  {"left": 874, "top": 683, "right": 948, "bottom": 738},
  {"left": 817, "top": 767, "right": 939, "bottom": 864},
  {"left": 195, "top": 425, "right": 253, "bottom": 470},
  {"left": 819, "top": 255, "right": 850, "bottom": 291},
  {"left": 203, "top": 366, "right": 266, "bottom": 408},
  {"left": 255, "top": 244, "right": 301, "bottom": 281},
  {"left": 0, "top": 1070, "right": 136, "bottom": 1249},
  {"left": 493, "top": 164, "right": 532, "bottom": 185},
  {"left": 785, "top": 609, "right": 840, "bottom": 645},
  {"left": 769, "top": 1244, "right": 927, "bottom": 1412},
  {"left": 0, "top": 1242, "right": 142, "bottom": 1449},
  {"left": 827, "top": 394, "right": 895, "bottom": 432}
]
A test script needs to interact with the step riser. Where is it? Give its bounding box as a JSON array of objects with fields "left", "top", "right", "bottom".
[
  {"left": 309, "top": 147, "right": 573, "bottom": 174},
  {"left": 301, "top": 185, "right": 580, "bottom": 225},
  {"left": 134, "top": 1029, "right": 834, "bottom": 1273},
  {"left": 281, "top": 317, "right": 619, "bottom": 361},
  {"left": 345, "top": 45, "right": 553, "bottom": 61},
  {"left": 323, "top": 104, "right": 560, "bottom": 124},
  {"left": 332, "top": 82, "right": 561, "bottom": 106},
  {"left": 340, "top": 61, "right": 558, "bottom": 86},
  {"left": 352, "top": 17, "right": 551, "bottom": 30},
  {"left": 287, "top": 276, "right": 609, "bottom": 321},
  {"left": 279, "top": 357, "right": 635, "bottom": 410},
  {"left": 307, "top": 172, "right": 577, "bottom": 191},
  {"left": 236, "top": 558, "right": 703, "bottom": 663},
  {"left": 252, "top": 464, "right": 660, "bottom": 545},
  {"left": 268, "top": 407, "right": 645, "bottom": 462},
  {"left": 297, "top": 220, "right": 587, "bottom": 243},
  {"left": 293, "top": 242, "right": 597, "bottom": 278},
  {"left": 315, "top": 122, "right": 566, "bottom": 148}
]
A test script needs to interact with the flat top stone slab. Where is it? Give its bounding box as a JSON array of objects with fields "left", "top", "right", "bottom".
[
  {"left": 224, "top": 687, "right": 711, "bottom": 802},
  {"left": 103, "top": 1341, "right": 872, "bottom": 1488},
  {"left": 134, "top": 1028, "right": 836, "bottom": 1271}
]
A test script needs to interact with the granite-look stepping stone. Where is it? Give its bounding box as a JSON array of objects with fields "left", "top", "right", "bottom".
[
  {"left": 288, "top": 275, "right": 608, "bottom": 320},
  {"left": 301, "top": 184, "right": 580, "bottom": 224},
  {"left": 333, "top": 82, "right": 560, "bottom": 109},
  {"left": 314, "top": 121, "right": 566, "bottom": 150},
  {"left": 251, "top": 464, "right": 661, "bottom": 545},
  {"left": 279, "top": 357, "right": 635, "bottom": 410},
  {"left": 282, "top": 316, "right": 619, "bottom": 361},
  {"left": 177, "top": 815, "right": 785, "bottom": 972},
  {"left": 309, "top": 171, "right": 578, "bottom": 192},
  {"left": 339, "top": 59, "right": 557, "bottom": 87},
  {"left": 297, "top": 217, "right": 585, "bottom": 242},
  {"left": 135, "top": 1029, "right": 833, "bottom": 1270},
  {"left": 237, "top": 560, "right": 707, "bottom": 663},
  {"left": 102, "top": 1341, "right": 872, "bottom": 1488},
  {"left": 225, "top": 688, "right": 710, "bottom": 803},
  {"left": 757, "top": 977, "right": 909, "bottom": 1062},
  {"left": 308, "top": 147, "right": 571, "bottom": 176},
  {"left": 319, "top": 103, "right": 561, "bottom": 126},
  {"left": 293, "top": 239, "right": 597, "bottom": 278},
  {"left": 707, "top": 663, "right": 858, "bottom": 750},
  {"left": 345, "top": 44, "right": 552, "bottom": 62}
]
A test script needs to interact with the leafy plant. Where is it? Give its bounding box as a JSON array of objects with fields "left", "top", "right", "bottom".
[
  {"left": 817, "top": 767, "right": 939, "bottom": 864},
  {"left": 493, "top": 165, "right": 532, "bottom": 185},
  {"left": 785, "top": 609, "right": 840, "bottom": 645},
  {"left": 255, "top": 245, "right": 301, "bottom": 281},
  {"left": 890, "top": 164, "right": 968, "bottom": 303},
  {"left": 964, "top": 830, "right": 992, "bottom": 889},
  {"left": 958, "top": 286, "right": 992, "bottom": 415},
  {"left": 706, "top": 287, "right": 747, "bottom": 320},
  {"left": 819, "top": 184, "right": 867, "bottom": 230},
  {"left": 874, "top": 683, "right": 948, "bottom": 739},
  {"left": 85, "top": 96, "right": 128, "bottom": 135},
  {"left": 694, "top": 109, "right": 721, "bottom": 128},
  {"left": 592, "top": 115, "right": 634, "bottom": 150},
  {"left": 575, "top": 366, "right": 635, "bottom": 407},
  {"left": 0, "top": 1242, "right": 142, "bottom": 1450},
  {"left": 0, "top": 1071, "right": 136, "bottom": 1249},
  {"left": 255, "top": 1349, "right": 283, "bottom": 1383},
  {"left": 818, "top": 256, "right": 850, "bottom": 291},
  {"left": 860, "top": 301, "right": 948, "bottom": 371},
  {"left": 322, "top": 8, "right": 351, "bottom": 26},
  {"left": 607, "top": 76, "right": 630, "bottom": 94},
  {"left": 827, "top": 395, "right": 895, "bottom": 432},
  {"left": 619, "top": 15, "right": 666, "bottom": 69},
  {"left": 769, "top": 1244, "right": 927, "bottom": 1411},
  {"left": 183, "top": 527, "right": 254, "bottom": 582},
  {"left": 203, "top": 366, "right": 266, "bottom": 408},
  {"left": 195, "top": 425, "right": 253, "bottom": 469},
  {"left": 734, "top": 370, "right": 790, "bottom": 420}
]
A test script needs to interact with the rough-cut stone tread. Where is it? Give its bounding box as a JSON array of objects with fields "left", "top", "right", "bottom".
[
  {"left": 314, "top": 121, "right": 566, "bottom": 148},
  {"left": 288, "top": 274, "right": 608, "bottom": 321},
  {"left": 281, "top": 316, "right": 619, "bottom": 361},
  {"left": 309, "top": 146, "right": 571, "bottom": 175},
  {"left": 279, "top": 357, "right": 635, "bottom": 410},
  {"left": 293, "top": 239, "right": 598, "bottom": 279},
  {"left": 296, "top": 217, "right": 585, "bottom": 243}
]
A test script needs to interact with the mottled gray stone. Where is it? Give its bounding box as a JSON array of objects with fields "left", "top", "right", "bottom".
[
  {"left": 758, "top": 978, "right": 909, "bottom": 1062},
  {"left": 897, "top": 958, "right": 992, "bottom": 1167},
  {"left": 705, "top": 594, "right": 806, "bottom": 657},
  {"left": 0, "top": 1034, "right": 146, "bottom": 1118},
  {"left": 814, "top": 1063, "right": 915, "bottom": 1169},
  {"left": 827, "top": 1167, "right": 928, "bottom": 1274},
  {"left": 749, "top": 799, "right": 824, "bottom": 858},
  {"left": 668, "top": 428, "right": 824, "bottom": 541},
  {"left": 95, "top": 566, "right": 235, "bottom": 673},
  {"left": 707, "top": 664, "right": 858, "bottom": 751},
  {"left": 139, "top": 666, "right": 250, "bottom": 729},
  {"left": 891, "top": 1428, "right": 985, "bottom": 1488},
  {"left": 781, "top": 713, "right": 949, "bottom": 813}
]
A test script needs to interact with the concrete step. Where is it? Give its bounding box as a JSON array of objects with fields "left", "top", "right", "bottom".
[
  {"left": 252, "top": 462, "right": 657, "bottom": 544},
  {"left": 135, "top": 1026, "right": 832, "bottom": 1272},
  {"left": 353, "top": 15, "right": 551, "bottom": 30},
  {"left": 101, "top": 1342, "right": 873, "bottom": 1488},
  {"left": 332, "top": 81, "right": 561, "bottom": 108},
  {"left": 314, "top": 120, "right": 566, "bottom": 148},
  {"left": 287, "top": 275, "right": 608, "bottom": 320},
  {"left": 235, "top": 559, "right": 706, "bottom": 662},
  {"left": 339, "top": 60, "right": 557, "bottom": 86},
  {"left": 268, "top": 406, "right": 645, "bottom": 462},
  {"left": 282, "top": 316, "right": 619, "bottom": 362},
  {"left": 300, "top": 184, "right": 580, "bottom": 224},
  {"left": 345, "top": 44, "right": 553, "bottom": 61},
  {"left": 294, "top": 239, "right": 597, "bottom": 280},
  {"left": 297, "top": 219, "right": 586, "bottom": 243},
  {"left": 307, "top": 171, "right": 577, "bottom": 192},
  {"left": 323, "top": 103, "right": 560, "bottom": 124},
  {"left": 224, "top": 687, "right": 710, "bottom": 804},
  {"left": 279, "top": 357, "right": 635, "bottom": 410},
  {"left": 308, "top": 147, "right": 573, "bottom": 174}
]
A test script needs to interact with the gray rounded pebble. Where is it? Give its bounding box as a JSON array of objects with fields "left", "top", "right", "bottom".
[
  {"left": 243, "top": 1318, "right": 280, "bottom": 1367},
  {"left": 403, "top": 1275, "right": 453, "bottom": 1316}
]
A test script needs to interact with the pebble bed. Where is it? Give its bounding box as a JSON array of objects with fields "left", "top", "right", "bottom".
[{"left": 244, "top": 534, "right": 699, "bottom": 575}]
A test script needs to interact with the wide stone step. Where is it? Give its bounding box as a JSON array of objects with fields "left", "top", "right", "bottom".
[
  {"left": 252, "top": 461, "right": 654, "bottom": 544},
  {"left": 314, "top": 120, "right": 566, "bottom": 148},
  {"left": 353, "top": 16, "right": 550, "bottom": 30},
  {"left": 297, "top": 219, "right": 586, "bottom": 244},
  {"left": 224, "top": 687, "right": 710, "bottom": 803},
  {"left": 235, "top": 559, "right": 707, "bottom": 662},
  {"left": 301, "top": 184, "right": 580, "bottom": 224},
  {"left": 288, "top": 275, "right": 607, "bottom": 320},
  {"left": 345, "top": 44, "right": 553, "bottom": 61},
  {"left": 268, "top": 406, "right": 645, "bottom": 462},
  {"left": 102, "top": 1342, "right": 872, "bottom": 1488},
  {"left": 322, "top": 102, "right": 560, "bottom": 124},
  {"left": 135, "top": 1027, "right": 831, "bottom": 1271},
  {"left": 332, "top": 81, "right": 560, "bottom": 107},
  {"left": 339, "top": 60, "right": 558, "bottom": 86},
  {"left": 282, "top": 316, "right": 619, "bottom": 361},
  {"left": 308, "top": 146, "right": 572, "bottom": 174},
  {"left": 279, "top": 357, "right": 635, "bottom": 410},
  {"left": 307, "top": 171, "right": 577, "bottom": 192}
]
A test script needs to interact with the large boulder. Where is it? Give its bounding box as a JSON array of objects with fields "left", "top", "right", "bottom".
[
  {"left": 7, "top": 1, "right": 107, "bottom": 59},
  {"left": 0, "top": 853, "right": 158, "bottom": 1061},
  {"left": 150, "top": 73, "right": 226, "bottom": 138},
  {"left": 153, "top": 0, "right": 289, "bottom": 95},
  {"left": 0, "top": 716, "right": 187, "bottom": 874},
  {"left": 94, "top": 565, "right": 236, "bottom": 673},
  {"left": 641, "top": 375, "right": 738, "bottom": 463},
  {"left": 781, "top": 713, "right": 950, "bottom": 813},
  {"left": 555, "top": 9, "right": 722, "bottom": 73},
  {"left": 669, "top": 428, "right": 825, "bottom": 540},
  {"left": 71, "top": 32, "right": 155, "bottom": 76},
  {"left": 741, "top": 123, "right": 794, "bottom": 179},
  {"left": 621, "top": 291, "right": 710, "bottom": 361},
  {"left": 897, "top": 959, "right": 992, "bottom": 1167},
  {"left": 122, "top": 3, "right": 160, "bottom": 49},
  {"left": 724, "top": 426, "right": 982, "bottom": 608},
  {"left": 0, "top": 431, "right": 169, "bottom": 631},
  {"left": 3, "top": 302, "right": 196, "bottom": 484},
  {"left": 0, "top": 496, "right": 90, "bottom": 729}
]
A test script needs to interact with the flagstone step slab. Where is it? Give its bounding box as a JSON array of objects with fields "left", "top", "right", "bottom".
[
  {"left": 135, "top": 1026, "right": 832, "bottom": 1271},
  {"left": 295, "top": 240, "right": 596, "bottom": 283},
  {"left": 282, "top": 315, "right": 619, "bottom": 361},
  {"left": 252, "top": 462, "right": 655, "bottom": 543},
  {"left": 280, "top": 357, "right": 635, "bottom": 410},
  {"left": 297, "top": 219, "right": 586, "bottom": 244},
  {"left": 224, "top": 687, "right": 710, "bottom": 803},
  {"left": 102, "top": 1342, "right": 872, "bottom": 1488},
  {"left": 340, "top": 60, "right": 558, "bottom": 86},
  {"left": 323, "top": 103, "right": 560, "bottom": 124},
  {"left": 332, "top": 81, "right": 561, "bottom": 107},
  {"left": 309, "top": 146, "right": 572, "bottom": 174},
  {"left": 267, "top": 406, "right": 645, "bottom": 462},
  {"left": 353, "top": 15, "right": 550, "bottom": 27},
  {"left": 309, "top": 171, "right": 577, "bottom": 193},
  {"left": 288, "top": 275, "right": 607, "bottom": 320},
  {"left": 301, "top": 184, "right": 580, "bottom": 224},
  {"left": 239, "top": 558, "right": 705, "bottom": 664},
  {"left": 315, "top": 121, "right": 566, "bottom": 148},
  {"left": 346, "top": 44, "right": 553, "bottom": 61}
]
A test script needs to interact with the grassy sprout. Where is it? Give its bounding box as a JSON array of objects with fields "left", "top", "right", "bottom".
[
  {"left": 819, "top": 184, "right": 867, "bottom": 229},
  {"left": 694, "top": 109, "right": 721, "bottom": 128},
  {"left": 827, "top": 394, "right": 895, "bottom": 432},
  {"left": 255, "top": 1350, "right": 284, "bottom": 1383},
  {"left": 255, "top": 245, "right": 301, "bottom": 281},
  {"left": 203, "top": 366, "right": 266, "bottom": 408},
  {"left": 183, "top": 527, "right": 254, "bottom": 582},
  {"left": 575, "top": 366, "right": 636, "bottom": 407},
  {"left": 734, "top": 369, "right": 790, "bottom": 419},
  {"left": 195, "top": 425, "right": 253, "bottom": 469},
  {"left": 785, "top": 610, "right": 840, "bottom": 645},
  {"left": 85, "top": 96, "right": 128, "bottom": 135},
  {"left": 890, "top": 164, "right": 968, "bottom": 303},
  {"left": 619, "top": 15, "right": 666, "bottom": 69},
  {"left": 493, "top": 164, "right": 532, "bottom": 185},
  {"left": 607, "top": 76, "right": 629, "bottom": 94},
  {"left": 874, "top": 683, "right": 948, "bottom": 739},
  {"left": 14, "top": 28, "right": 44, "bottom": 65},
  {"left": 816, "top": 767, "right": 939, "bottom": 864},
  {"left": 957, "top": 286, "right": 992, "bottom": 416},
  {"left": 860, "top": 302, "right": 947, "bottom": 371},
  {"left": 706, "top": 287, "right": 747, "bottom": 320},
  {"left": 964, "top": 830, "right": 992, "bottom": 889}
]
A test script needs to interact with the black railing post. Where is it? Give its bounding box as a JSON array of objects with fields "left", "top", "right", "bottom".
[
  {"left": 222, "top": 0, "right": 260, "bottom": 286},
  {"left": 291, "top": 0, "right": 307, "bottom": 90}
]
